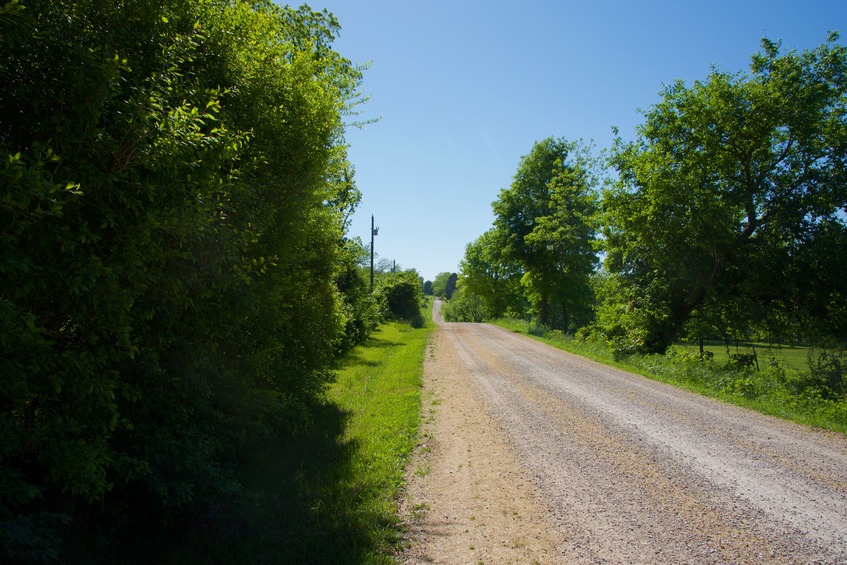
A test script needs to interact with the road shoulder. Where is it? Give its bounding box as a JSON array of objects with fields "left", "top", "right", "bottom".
[{"left": 399, "top": 323, "right": 564, "bottom": 563}]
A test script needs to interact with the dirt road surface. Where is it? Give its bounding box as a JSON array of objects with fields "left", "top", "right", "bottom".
[{"left": 400, "top": 300, "right": 847, "bottom": 563}]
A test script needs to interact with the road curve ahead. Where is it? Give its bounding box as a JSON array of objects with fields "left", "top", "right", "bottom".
[{"left": 407, "top": 302, "right": 847, "bottom": 563}]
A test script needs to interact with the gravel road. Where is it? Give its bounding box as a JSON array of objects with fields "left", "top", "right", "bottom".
[{"left": 401, "top": 300, "right": 847, "bottom": 563}]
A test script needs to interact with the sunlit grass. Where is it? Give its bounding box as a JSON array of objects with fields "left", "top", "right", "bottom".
[
  {"left": 675, "top": 340, "right": 809, "bottom": 372},
  {"left": 323, "top": 320, "right": 434, "bottom": 560}
]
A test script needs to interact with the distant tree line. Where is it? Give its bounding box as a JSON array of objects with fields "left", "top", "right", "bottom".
[
  {"left": 0, "top": 0, "right": 424, "bottom": 560},
  {"left": 455, "top": 35, "right": 847, "bottom": 361},
  {"left": 427, "top": 271, "right": 457, "bottom": 300}
]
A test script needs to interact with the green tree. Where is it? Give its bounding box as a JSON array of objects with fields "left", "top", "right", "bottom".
[
  {"left": 336, "top": 238, "right": 380, "bottom": 353},
  {"left": 431, "top": 271, "right": 457, "bottom": 299},
  {"left": 442, "top": 285, "right": 491, "bottom": 323},
  {"left": 459, "top": 229, "right": 525, "bottom": 318},
  {"left": 445, "top": 273, "right": 458, "bottom": 300},
  {"left": 602, "top": 34, "right": 847, "bottom": 354},
  {"left": 0, "top": 0, "right": 364, "bottom": 559},
  {"left": 376, "top": 270, "right": 425, "bottom": 327},
  {"left": 492, "top": 138, "right": 600, "bottom": 329}
]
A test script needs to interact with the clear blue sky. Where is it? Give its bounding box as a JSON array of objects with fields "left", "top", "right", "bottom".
[{"left": 303, "top": 0, "right": 845, "bottom": 282}]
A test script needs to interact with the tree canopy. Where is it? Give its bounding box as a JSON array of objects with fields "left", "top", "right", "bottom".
[
  {"left": 455, "top": 35, "right": 846, "bottom": 358},
  {"left": 491, "top": 137, "right": 600, "bottom": 329},
  {"left": 459, "top": 229, "right": 524, "bottom": 318},
  {"left": 0, "top": 0, "right": 368, "bottom": 559},
  {"left": 431, "top": 271, "right": 458, "bottom": 299},
  {"left": 601, "top": 34, "right": 847, "bottom": 353}
]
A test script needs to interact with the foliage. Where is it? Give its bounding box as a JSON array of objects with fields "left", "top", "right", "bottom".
[
  {"left": 376, "top": 270, "right": 425, "bottom": 328},
  {"left": 158, "top": 321, "right": 434, "bottom": 563},
  {"left": 491, "top": 137, "right": 600, "bottom": 330},
  {"left": 601, "top": 34, "right": 847, "bottom": 353},
  {"left": 442, "top": 286, "right": 491, "bottom": 323},
  {"left": 431, "top": 271, "right": 457, "bottom": 299},
  {"left": 460, "top": 229, "right": 525, "bottom": 318},
  {"left": 805, "top": 345, "right": 847, "bottom": 398},
  {"left": 336, "top": 238, "right": 381, "bottom": 354},
  {"left": 0, "top": 0, "right": 364, "bottom": 560},
  {"left": 591, "top": 270, "right": 663, "bottom": 357}
]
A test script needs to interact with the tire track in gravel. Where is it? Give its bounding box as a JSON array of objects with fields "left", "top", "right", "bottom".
[{"left": 401, "top": 303, "right": 847, "bottom": 563}]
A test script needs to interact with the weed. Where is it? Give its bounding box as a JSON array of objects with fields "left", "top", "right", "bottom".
[{"left": 410, "top": 503, "right": 429, "bottom": 522}]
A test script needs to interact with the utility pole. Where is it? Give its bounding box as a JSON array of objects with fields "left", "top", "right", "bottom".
[{"left": 370, "top": 215, "right": 379, "bottom": 291}]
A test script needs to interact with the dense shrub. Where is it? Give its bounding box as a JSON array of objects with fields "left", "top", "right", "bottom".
[
  {"left": 804, "top": 346, "right": 847, "bottom": 398},
  {"left": 376, "top": 271, "right": 424, "bottom": 328},
  {"left": 0, "top": 0, "right": 363, "bottom": 559},
  {"left": 442, "top": 288, "right": 491, "bottom": 323},
  {"left": 336, "top": 239, "right": 381, "bottom": 353}
]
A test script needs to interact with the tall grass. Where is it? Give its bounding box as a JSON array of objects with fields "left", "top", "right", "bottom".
[
  {"left": 494, "top": 318, "right": 847, "bottom": 434},
  {"left": 158, "top": 320, "right": 434, "bottom": 564}
]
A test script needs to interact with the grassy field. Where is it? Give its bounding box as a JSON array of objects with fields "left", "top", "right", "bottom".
[
  {"left": 493, "top": 319, "right": 847, "bottom": 434},
  {"left": 160, "top": 319, "right": 434, "bottom": 563},
  {"left": 675, "top": 340, "right": 810, "bottom": 372}
]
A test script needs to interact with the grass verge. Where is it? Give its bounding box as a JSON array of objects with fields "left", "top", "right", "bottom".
[
  {"left": 675, "top": 340, "right": 810, "bottom": 372},
  {"left": 161, "top": 319, "right": 434, "bottom": 564},
  {"left": 493, "top": 318, "right": 847, "bottom": 435}
]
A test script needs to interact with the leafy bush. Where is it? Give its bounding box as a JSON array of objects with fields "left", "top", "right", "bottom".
[
  {"left": 442, "top": 288, "right": 491, "bottom": 322},
  {"left": 376, "top": 271, "right": 424, "bottom": 327},
  {"left": 335, "top": 240, "right": 381, "bottom": 353},
  {"left": 804, "top": 346, "right": 847, "bottom": 398},
  {"left": 1, "top": 0, "right": 363, "bottom": 560}
]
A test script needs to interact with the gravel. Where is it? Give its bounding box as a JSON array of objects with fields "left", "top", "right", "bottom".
[{"left": 401, "top": 302, "right": 847, "bottom": 564}]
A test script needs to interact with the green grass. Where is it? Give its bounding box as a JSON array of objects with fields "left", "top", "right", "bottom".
[
  {"left": 493, "top": 318, "right": 847, "bottom": 434},
  {"left": 160, "top": 319, "right": 434, "bottom": 564},
  {"left": 675, "top": 340, "right": 810, "bottom": 372}
]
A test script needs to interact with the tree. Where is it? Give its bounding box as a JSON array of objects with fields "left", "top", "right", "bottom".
[
  {"left": 445, "top": 273, "right": 458, "bottom": 300},
  {"left": 431, "top": 271, "right": 457, "bottom": 299},
  {"left": 459, "top": 229, "right": 525, "bottom": 318},
  {"left": 442, "top": 286, "right": 491, "bottom": 322},
  {"left": 336, "top": 238, "right": 380, "bottom": 353},
  {"left": 492, "top": 138, "right": 600, "bottom": 329},
  {"left": 0, "top": 0, "right": 364, "bottom": 559},
  {"left": 376, "top": 270, "right": 425, "bottom": 327},
  {"left": 602, "top": 34, "right": 847, "bottom": 354}
]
